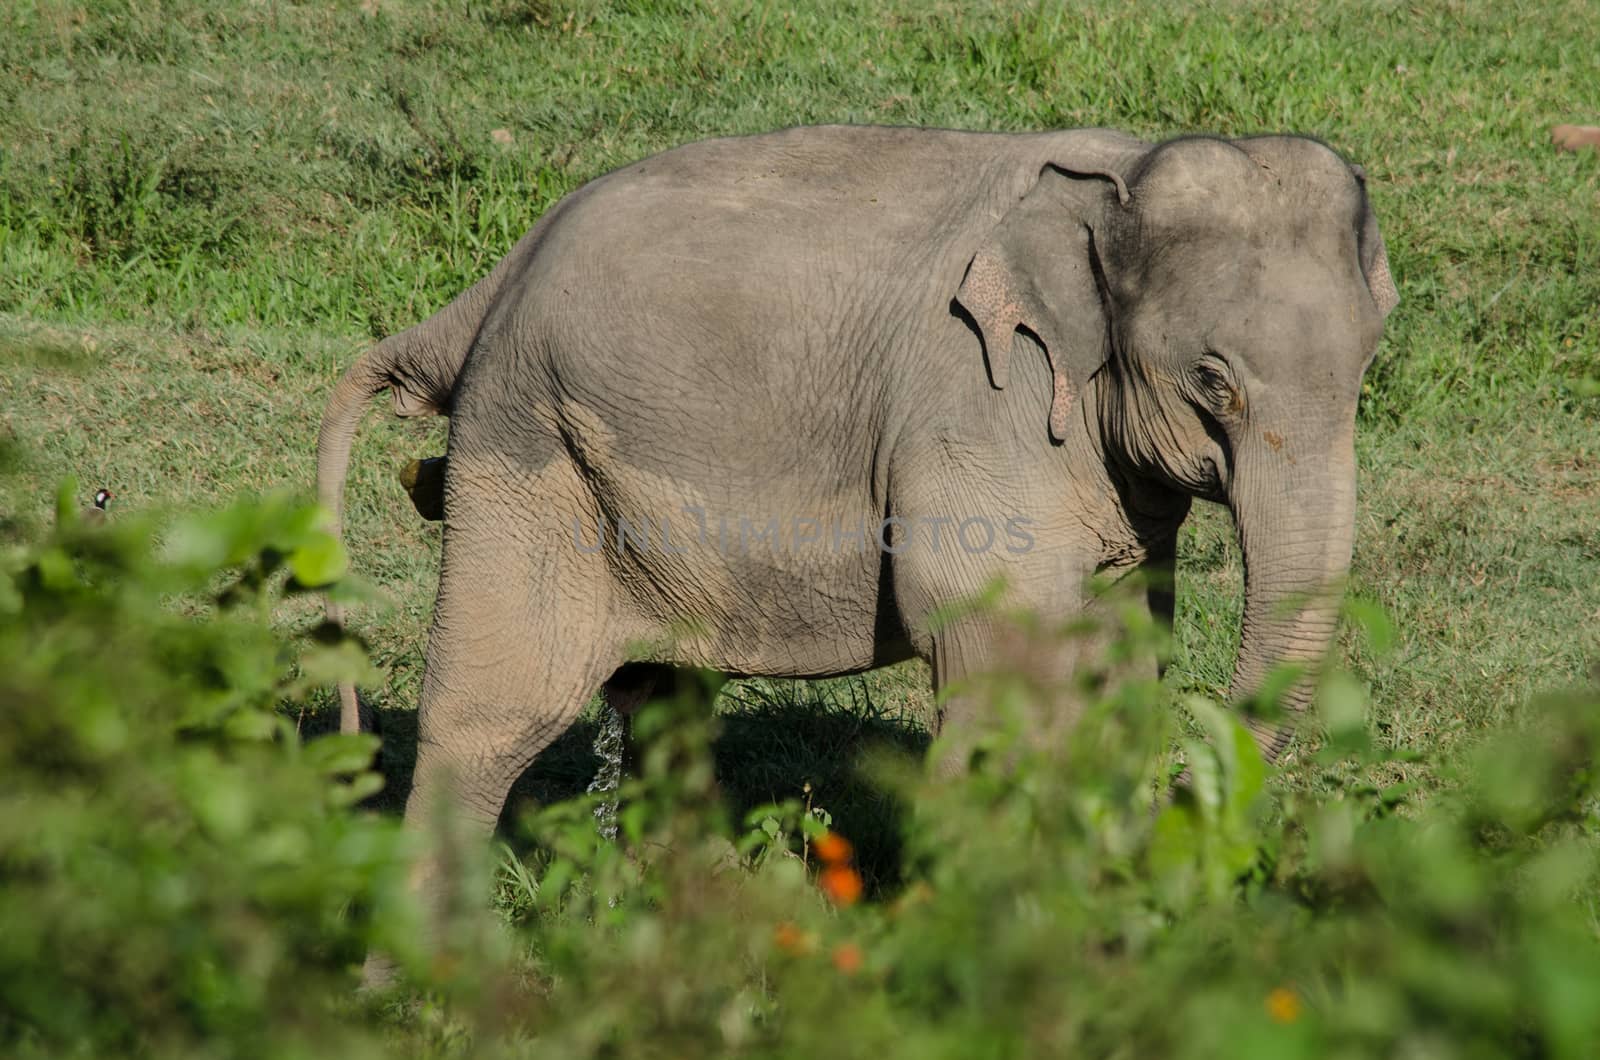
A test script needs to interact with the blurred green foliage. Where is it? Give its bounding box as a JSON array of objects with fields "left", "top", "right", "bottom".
[
  {"left": 8, "top": 492, "right": 1596, "bottom": 1056},
  {"left": 487, "top": 615, "right": 1600, "bottom": 1060},
  {"left": 0, "top": 487, "right": 418, "bottom": 1057}
]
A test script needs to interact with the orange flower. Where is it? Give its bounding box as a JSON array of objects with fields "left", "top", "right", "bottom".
[
  {"left": 1265, "top": 987, "right": 1302, "bottom": 1024},
  {"left": 773, "top": 921, "right": 814, "bottom": 955},
  {"left": 831, "top": 942, "right": 863, "bottom": 975},
  {"left": 819, "top": 864, "right": 863, "bottom": 907},
  {"left": 812, "top": 831, "right": 853, "bottom": 865}
]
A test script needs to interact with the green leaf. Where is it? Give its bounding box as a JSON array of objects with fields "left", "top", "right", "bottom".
[
  {"left": 1181, "top": 737, "right": 1223, "bottom": 821},
  {"left": 1187, "top": 696, "right": 1264, "bottom": 820},
  {"left": 35, "top": 546, "right": 77, "bottom": 592},
  {"left": 304, "top": 572, "right": 382, "bottom": 606},
  {"left": 296, "top": 637, "right": 378, "bottom": 688},
  {"left": 1226, "top": 718, "right": 1268, "bottom": 821},
  {"left": 302, "top": 733, "right": 379, "bottom": 776},
  {"left": 1318, "top": 670, "right": 1371, "bottom": 755},
  {"left": 1343, "top": 596, "right": 1397, "bottom": 657},
  {"left": 329, "top": 771, "right": 386, "bottom": 808},
  {"left": 186, "top": 768, "right": 254, "bottom": 840},
  {"left": 287, "top": 532, "right": 347, "bottom": 588},
  {"left": 163, "top": 512, "right": 231, "bottom": 572},
  {"left": 924, "top": 575, "right": 1009, "bottom": 634},
  {"left": 1148, "top": 801, "right": 1201, "bottom": 903},
  {"left": 223, "top": 707, "right": 279, "bottom": 742},
  {"left": 1251, "top": 662, "right": 1308, "bottom": 719},
  {"left": 0, "top": 569, "right": 20, "bottom": 616},
  {"left": 54, "top": 477, "right": 80, "bottom": 528},
  {"left": 1377, "top": 782, "right": 1416, "bottom": 810}
]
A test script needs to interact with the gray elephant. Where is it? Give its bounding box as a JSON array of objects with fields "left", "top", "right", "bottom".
[{"left": 318, "top": 124, "right": 1395, "bottom": 852}]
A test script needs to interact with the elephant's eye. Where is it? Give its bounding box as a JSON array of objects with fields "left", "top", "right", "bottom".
[{"left": 1194, "top": 355, "right": 1242, "bottom": 416}]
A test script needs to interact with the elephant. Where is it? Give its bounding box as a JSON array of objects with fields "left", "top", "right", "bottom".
[{"left": 317, "top": 124, "right": 1396, "bottom": 876}]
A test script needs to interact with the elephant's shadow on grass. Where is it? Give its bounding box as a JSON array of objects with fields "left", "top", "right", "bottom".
[{"left": 298, "top": 686, "right": 931, "bottom": 893}]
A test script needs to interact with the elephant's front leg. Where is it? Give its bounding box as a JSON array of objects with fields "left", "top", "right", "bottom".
[
  {"left": 926, "top": 605, "right": 1084, "bottom": 776},
  {"left": 1142, "top": 539, "right": 1177, "bottom": 675},
  {"left": 899, "top": 541, "right": 1095, "bottom": 775},
  {"left": 926, "top": 562, "right": 1172, "bottom": 776}
]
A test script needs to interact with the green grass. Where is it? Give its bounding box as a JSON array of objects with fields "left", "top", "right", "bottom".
[{"left": 2, "top": 0, "right": 1598, "bottom": 865}]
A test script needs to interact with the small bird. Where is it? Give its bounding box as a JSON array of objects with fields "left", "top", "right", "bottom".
[{"left": 83, "top": 488, "right": 113, "bottom": 526}]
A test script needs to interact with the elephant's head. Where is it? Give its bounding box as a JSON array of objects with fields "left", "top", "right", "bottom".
[{"left": 957, "top": 133, "right": 1398, "bottom": 760}]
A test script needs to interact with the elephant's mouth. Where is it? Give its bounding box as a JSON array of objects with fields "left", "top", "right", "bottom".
[
  {"left": 1104, "top": 375, "right": 1235, "bottom": 505},
  {"left": 1192, "top": 453, "right": 1229, "bottom": 505},
  {"left": 1129, "top": 440, "right": 1229, "bottom": 507},
  {"left": 1189, "top": 404, "right": 1235, "bottom": 503}
]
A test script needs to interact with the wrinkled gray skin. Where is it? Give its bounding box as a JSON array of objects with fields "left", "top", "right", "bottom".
[{"left": 318, "top": 125, "right": 1395, "bottom": 946}]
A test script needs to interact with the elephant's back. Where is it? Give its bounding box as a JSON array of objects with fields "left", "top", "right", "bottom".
[
  {"left": 480, "top": 128, "right": 1000, "bottom": 479},
  {"left": 447, "top": 122, "right": 1146, "bottom": 505}
]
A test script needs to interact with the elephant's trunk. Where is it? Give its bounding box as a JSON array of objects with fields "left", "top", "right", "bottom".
[{"left": 1226, "top": 415, "right": 1358, "bottom": 762}]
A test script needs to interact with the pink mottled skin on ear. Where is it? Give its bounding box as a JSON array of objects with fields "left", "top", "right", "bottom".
[
  {"left": 963, "top": 251, "right": 1026, "bottom": 388},
  {"left": 1049, "top": 372, "right": 1074, "bottom": 440}
]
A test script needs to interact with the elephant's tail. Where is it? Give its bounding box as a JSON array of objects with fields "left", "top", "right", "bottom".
[
  {"left": 314, "top": 205, "right": 572, "bottom": 736},
  {"left": 316, "top": 324, "right": 457, "bottom": 736},
  {"left": 316, "top": 273, "right": 511, "bottom": 733}
]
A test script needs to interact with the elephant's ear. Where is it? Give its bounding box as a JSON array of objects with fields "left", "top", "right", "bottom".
[
  {"left": 955, "top": 162, "right": 1132, "bottom": 442},
  {"left": 1350, "top": 165, "right": 1399, "bottom": 320}
]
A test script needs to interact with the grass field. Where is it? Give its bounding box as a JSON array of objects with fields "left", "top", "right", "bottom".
[{"left": 2, "top": 0, "right": 1598, "bottom": 1054}]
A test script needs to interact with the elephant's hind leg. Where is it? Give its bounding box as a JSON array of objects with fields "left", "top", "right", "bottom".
[
  {"left": 383, "top": 499, "right": 626, "bottom": 974},
  {"left": 408, "top": 538, "right": 623, "bottom": 829}
]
